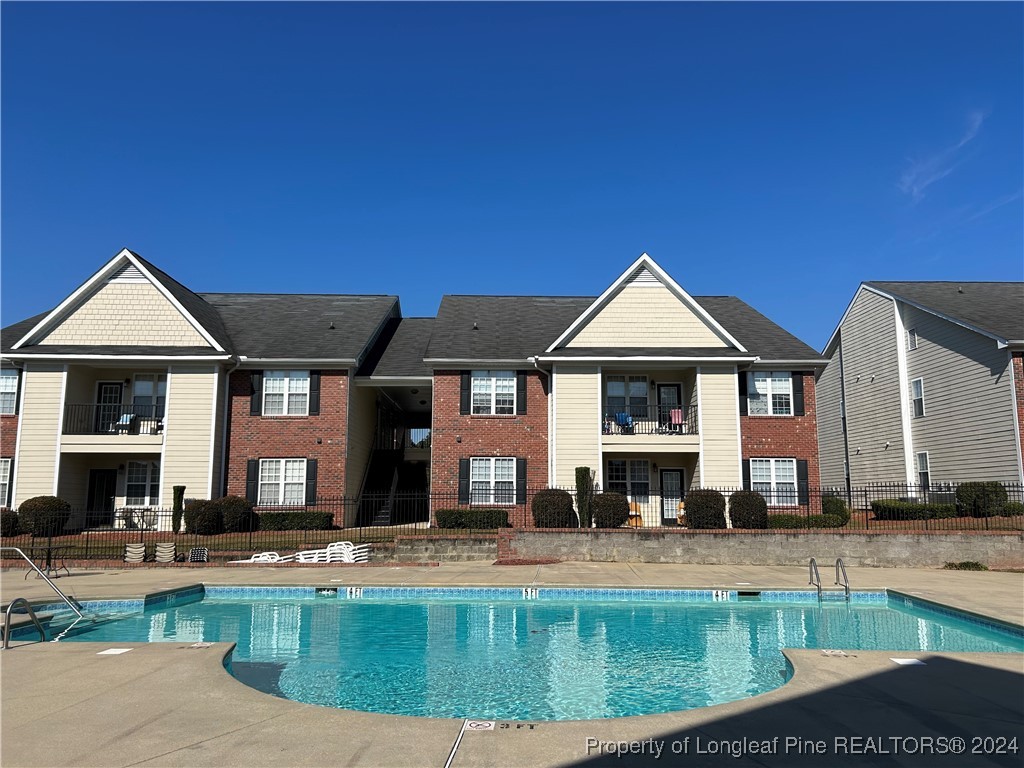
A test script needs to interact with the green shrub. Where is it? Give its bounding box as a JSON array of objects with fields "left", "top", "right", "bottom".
[
  {"left": 17, "top": 496, "right": 72, "bottom": 536},
  {"left": 0, "top": 509, "right": 20, "bottom": 537},
  {"left": 728, "top": 491, "right": 768, "bottom": 529},
  {"left": 591, "top": 492, "right": 630, "bottom": 528},
  {"left": 531, "top": 489, "right": 578, "bottom": 528},
  {"left": 183, "top": 500, "right": 222, "bottom": 535},
  {"left": 575, "top": 467, "right": 595, "bottom": 528},
  {"left": 1003, "top": 501, "right": 1024, "bottom": 517},
  {"left": 172, "top": 485, "right": 186, "bottom": 534},
  {"left": 956, "top": 482, "right": 1008, "bottom": 518},
  {"left": 685, "top": 489, "right": 727, "bottom": 529},
  {"left": 256, "top": 511, "right": 334, "bottom": 531},
  {"left": 943, "top": 561, "right": 988, "bottom": 571},
  {"left": 434, "top": 508, "right": 510, "bottom": 529},
  {"left": 211, "top": 495, "right": 258, "bottom": 532},
  {"left": 815, "top": 514, "right": 847, "bottom": 528},
  {"left": 870, "top": 500, "right": 957, "bottom": 521},
  {"left": 821, "top": 495, "right": 851, "bottom": 524}
]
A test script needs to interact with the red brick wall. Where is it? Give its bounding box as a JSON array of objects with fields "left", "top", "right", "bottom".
[
  {"left": 431, "top": 370, "right": 549, "bottom": 527},
  {"left": 224, "top": 370, "right": 349, "bottom": 509},
  {"left": 1013, "top": 353, "right": 1024, "bottom": 475},
  {"left": 740, "top": 371, "right": 822, "bottom": 503}
]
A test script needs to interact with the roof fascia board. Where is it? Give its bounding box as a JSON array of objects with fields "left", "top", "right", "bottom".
[
  {"left": 867, "top": 284, "right": 1010, "bottom": 346},
  {"left": 537, "top": 355, "right": 760, "bottom": 363},
  {"left": 750, "top": 359, "right": 829, "bottom": 367},
  {"left": 352, "top": 298, "right": 401, "bottom": 366},
  {"left": 424, "top": 358, "right": 531, "bottom": 366},
  {"left": 544, "top": 253, "right": 748, "bottom": 353},
  {"left": 3, "top": 353, "right": 232, "bottom": 362}
]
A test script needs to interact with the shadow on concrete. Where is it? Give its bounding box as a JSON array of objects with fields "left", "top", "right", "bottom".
[{"left": 570, "top": 656, "right": 1024, "bottom": 767}]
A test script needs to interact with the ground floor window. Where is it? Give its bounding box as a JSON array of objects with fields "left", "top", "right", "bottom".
[
  {"left": 606, "top": 459, "right": 650, "bottom": 502},
  {"left": 125, "top": 461, "right": 160, "bottom": 507},
  {"left": 750, "top": 458, "right": 797, "bottom": 506},
  {"left": 916, "top": 452, "right": 930, "bottom": 489},
  {"left": 258, "top": 459, "right": 307, "bottom": 505},
  {"left": 0, "top": 458, "right": 10, "bottom": 505},
  {"left": 470, "top": 457, "right": 515, "bottom": 505}
]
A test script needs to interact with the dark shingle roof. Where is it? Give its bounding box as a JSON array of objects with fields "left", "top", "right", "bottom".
[
  {"left": 1, "top": 312, "right": 50, "bottom": 354},
  {"left": 865, "top": 281, "right": 1024, "bottom": 341},
  {"left": 200, "top": 293, "right": 397, "bottom": 360},
  {"left": 358, "top": 318, "right": 435, "bottom": 377},
  {"left": 696, "top": 296, "right": 824, "bottom": 360}
]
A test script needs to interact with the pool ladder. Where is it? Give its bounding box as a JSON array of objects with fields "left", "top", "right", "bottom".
[
  {"left": 3, "top": 598, "right": 46, "bottom": 650},
  {"left": 809, "top": 557, "right": 851, "bottom": 602}
]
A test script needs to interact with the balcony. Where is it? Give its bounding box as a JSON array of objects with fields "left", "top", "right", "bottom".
[
  {"left": 601, "top": 404, "right": 699, "bottom": 451},
  {"left": 61, "top": 404, "right": 164, "bottom": 452}
]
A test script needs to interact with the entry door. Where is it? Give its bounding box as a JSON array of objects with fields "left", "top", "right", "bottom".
[
  {"left": 87, "top": 469, "right": 118, "bottom": 526},
  {"left": 96, "top": 382, "right": 124, "bottom": 433},
  {"left": 657, "top": 384, "right": 682, "bottom": 430},
  {"left": 660, "top": 469, "right": 684, "bottom": 525}
]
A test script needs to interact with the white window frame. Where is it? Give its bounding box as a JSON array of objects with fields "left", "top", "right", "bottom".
[
  {"left": 906, "top": 328, "right": 918, "bottom": 351},
  {"left": 911, "top": 378, "right": 925, "bottom": 418},
  {"left": 471, "top": 371, "right": 516, "bottom": 415},
  {"left": 262, "top": 371, "right": 310, "bottom": 416},
  {"left": 606, "top": 459, "right": 650, "bottom": 503},
  {"left": 258, "top": 458, "right": 307, "bottom": 506},
  {"left": 749, "top": 458, "right": 798, "bottom": 506},
  {"left": 605, "top": 375, "right": 649, "bottom": 417},
  {"left": 125, "top": 461, "right": 160, "bottom": 507},
  {"left": 748, "top": 372, "right": 793, "bottom": 416},
  {"left": 0, "top": 369, "right": 18, "bottom": 415},
  {"left": 132, "top": 373, "right": 167, "bottom": 418},
  {"left": 469, "top": 457, "right": 516, "bottom": 505},
  {"left": 0, "top": 458, "right": 10, "bottom": 506},
  {"left": 916, "top": 451, "right": 930, "bottom": 490}
]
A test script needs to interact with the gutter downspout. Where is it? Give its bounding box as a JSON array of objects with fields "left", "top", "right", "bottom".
[
  {"left": 528, "top": 357, "right": 553, "bottom": 487},
  {"left": 219, "top": 356, "right": 242, "bottom": 498}
]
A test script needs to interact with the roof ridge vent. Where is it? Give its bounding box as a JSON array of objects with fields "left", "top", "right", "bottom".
[
  {"left": 628, "top": 265, "right": 660, "bottom": 286},
  {"left": 107, "top": 263, "right": 147, "bottom": 283}
]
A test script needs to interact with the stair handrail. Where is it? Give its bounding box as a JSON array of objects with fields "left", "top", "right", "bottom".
[
  {"left": 1, "top": 547, "right": 83, "bottom": 618},
  {"left": 835, "top": 557, "right": 851, "bottom": 601},
  {"left": 4, "top": 597, "right": 46, "bottom": 649},
  {"left": 808, "top": 557, "right": 822, "bottom": 601}
]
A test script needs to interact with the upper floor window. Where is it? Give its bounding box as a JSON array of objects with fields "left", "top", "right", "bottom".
[
  {"left": 0, "top": 369, "right": 17, "bottom": 415},
  {"left": 911, "top": 378, "right": 925, "bottom": 418},
  {"left": 606, "top": 375, "right": 648, "bottom": 417},
  {"left": 263, "top": 371, "right": 309, "bottom": 416},
  {"left": 132, "top": 374, "right": 166, "bottom": 418},
  {"left": 471, "top": 370, "right": 515, "bottom": 415},
  {"left": 748, "top": 372, "right": 793, "bottom": 416},
  {"left": 259, "top": 458, "right": 306, "bottom": 505},
  {"left": 906, "top": 328, "right": 918, "bottom": 351},
  {"left": 470, "top": 457, "right": 516, "bottom": 505},
  {"left": 750, "top": 458, "right": 798, "bottom": 506},
  {"left": 126, "top": 461, "right": 160, "bottom": 507}
]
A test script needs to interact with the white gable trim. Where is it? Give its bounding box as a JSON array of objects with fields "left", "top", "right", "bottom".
[
  {"left": 12, "top": 248, "right": 225, "bottom": 352},
  {"left": 544, "top": 253, "right": 747, "bottom": 353}
]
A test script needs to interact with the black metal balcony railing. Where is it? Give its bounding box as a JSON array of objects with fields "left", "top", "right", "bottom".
[
  {"left": 63, "top": 403, "right": 164, "bottom": 436},
  {"left": 601, "top": 404, "right": 699, "bottom": 436}
]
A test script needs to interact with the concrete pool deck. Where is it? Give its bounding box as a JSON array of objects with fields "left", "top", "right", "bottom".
[{"left": 2, "top": 563, "right": 1023, "bottom": 767}]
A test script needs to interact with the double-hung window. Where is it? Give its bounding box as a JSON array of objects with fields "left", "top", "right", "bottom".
[
  {"left": 606, "top": 459, "right": 650, "bottom": 503},
  {"left": 606, "top": 375, "right": 648, "bottom": 418},
  {"left": 471, "top": 371, "right": 515, "bottom": 415},
  {"left": 263, "top": 371, "right": 310, "bottom": 416},
  {"left": 126, "top": 461, "right": 160, "bottom": 507},
  {"left": 916, "top": 452, "right": 930, "bottom": 490},
  {"left": 470, "top": 457, "right": 516, "bottom": 505},
  {"left": 911, "top": 378, "right": 925, "bottom": 418},
  {"left": 0, "top": 369, "right": 17, "bottom": 415},
  {"left": 750, "top": 458, "right": 797, "bottom": 506},
  {"left": 0, "top": 458, "right": 10, "bottom": 506},
  {"left": 907, "top": 328, "right": 918, "bottom": 351},
  {"left": 258, "top": 459, "right": 306, "bottom": 505},
  {"left": 748, "top": 372, "right": 793, "bottom": 416},
  {"left": 132, "top": 374, "right": 166, "bottom": 418}
]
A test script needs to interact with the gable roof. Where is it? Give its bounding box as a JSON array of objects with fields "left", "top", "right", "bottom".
[
  {"left": 696, "top": 296, "right": 824, "bottom": 361},
  {"left": 358, "top": 317, "right": 435, "bottom": 377}
]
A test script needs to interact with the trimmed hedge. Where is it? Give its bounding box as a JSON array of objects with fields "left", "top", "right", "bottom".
[
  {"left": 212, "top": 495, "right": 258, "bottom": 533},
  {"left": 768, "top": 513, "right": 846, "bottom": 529},
  {"left": 685, "top": 489, "right": 727, "bottom": 529},
  {"left": 821, "top": 495, "right": 851, "bottom": 524},
  {"left": 434, "top": 508, "right": 510, "bottom": 529},
  {"left": 18, "top": 496, "right": 72, "bottom": 536},
  {"left": 183, "top": 500, "right": 223, "bottom": 535},
  {"left": 956, "top": 482, "right": 1008, "bottom": 518},
  {"left": 1004, "top": 501, "right": 1024, "bottom": 517},
  {"left": 591, "top": 492, "right": 630, "bottom": 528},
  {"left": 0, "top": 509, "right": 20, "bottom": 537},
  {"left": 870, "top": 499, "right": 957, "bottom": 521},
  {"left": 256, "top": 511, "right": 334, "bottom": 531},
  {"left": 728, "top": 491, "right": 768, "bottom": 529},
  {"left": 531, "top": 489, "right": 578, "bottom": 528}
]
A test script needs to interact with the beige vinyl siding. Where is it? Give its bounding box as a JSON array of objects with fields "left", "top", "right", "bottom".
[
  {"left": 902, "top": 305, "right": 1019, "bottom": 483},
  {"left": 13, "top": 365, "right": 64, "bottom": 505},
  {"left": 56, "top": 454, "right": 106, "bottom": 509},
  {"left": 346, "top": 383, "right": 378, "bottom": 506},
  {"left": 566, "top": 284, "right": 723, "bottom": 348},
  {"left": 697, "top": 366, "right": 740, "bottom": 487},
  {"left": 816, "top": 343, "right": 847, "bottom": 488},
  {"left": 842, "top": 290, "right": 906, "bottom": 485},
  {"left": 38, "top": 281, "right": 209, "bottom": 347},
  {"left": 161, "top": 367, "right": 217, "bottom": 505},
  {"left": 553, "top": 365, "right": 601, "bottom": 487}
]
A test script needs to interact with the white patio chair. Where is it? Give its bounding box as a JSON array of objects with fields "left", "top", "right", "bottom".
[{"left": 227, "top": 551, "right": 295, "bottom": 564}]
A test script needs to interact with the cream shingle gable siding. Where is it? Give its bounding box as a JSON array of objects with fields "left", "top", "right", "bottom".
[{"left": 38, "top": 281, "right": 210, "bottom": 348}]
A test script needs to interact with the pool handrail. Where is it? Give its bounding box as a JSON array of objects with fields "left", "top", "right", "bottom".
[
  {"left": 1, "top": 547, "right": 83, "bottom": 618},
  {"left": 808, "top": 557, "right": 822, "bottom": 601},
  {"left": 835, "top": 557, "right": 851, "bottom": 601}
]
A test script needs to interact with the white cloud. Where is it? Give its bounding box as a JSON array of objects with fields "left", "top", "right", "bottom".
[{"left": 898, "top": 110, "right": 987, "bottom": 202}]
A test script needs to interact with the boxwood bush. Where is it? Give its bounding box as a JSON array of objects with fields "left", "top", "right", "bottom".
[
  {"left": 591, "top": 492, "right": 630, "bottom": 528},
  {"left": 956, "top": 482, "right": 1008, "bottom": 518},
  {"left": 768, "top": 513, "right": 846, "bottom": 529},
  {"left": 685, "top": 489, "right": 727, "bottom": 529},
  {"left": 17, "top": 496, "right": 72, "bottom": 536},
  {"left": 256, "top": 510, "right": 334, "bottom": 531},
  {"left": 728, "top": 491, "right": 768, "bottom": 529},
  {"left": 212, "top": 495, "right": 258, "bottom": 532},
  {"left": 0, "top": 509, "right": 20, "bottom": 537},
  {"left": 821, "top": 495, "right": 851, "bottom": 524},
  {"left": 183, "top": 500, "right": 223, "bottom": 535},
  {"left": 531, "top": 489, "right": 578, "bottom": 528},
  {"left": 870, "top": 500, "right": 957, "bottom": 520},
  {"left": 434, "top": 509, "right": 510, "bottom": 529},
  {"left": 1003, "top": 501, "right": 1024, "bottom": 517}
]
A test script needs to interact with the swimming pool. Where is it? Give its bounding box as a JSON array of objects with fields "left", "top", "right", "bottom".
[{"left": 43, "top": 587, "right": 1024, "bottom": 720}]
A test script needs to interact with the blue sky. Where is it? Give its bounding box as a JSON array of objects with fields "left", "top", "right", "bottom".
[{"left": 2, "top": 2, "right": 1021, "bottom": 351}]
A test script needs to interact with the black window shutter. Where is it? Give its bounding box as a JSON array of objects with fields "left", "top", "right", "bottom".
[
  {"left": 5, "top": 459, "right": 12, "bottom": 506},
  {"left": 738, "top": 372, "right": 748, "bottom": 416},
  {"left": 516, "top": 371, "right": 527, "bottom": 414},
  {"left": 742, "top": 460, "right": 751, "bottom": 491},
  {"left": 309, "top": 371, "right": 321, "bottom": 416},
  {"left": 460, "top": 372, "right": 471, "bottom": 415},
  {"left": 792, "top": 372, "right": 805, "bottom": 416},
  {"left": 458, "top": 459, "right": 470, "bottom": 504},
  {"left": 796, "top": 459, "right": 809, "bottom": 505},
  {"left": 13, "top": 370, "right": 21, "bottom": 415},
  {"left": 516, "top": 458, "right": 527, "bottom": 505},
  {"left": 245, "top": 459, "right": 259, "bottom": 503},
  {"left": 249, "top": 371, "right": 263, "bottom": 416},
  {"left": 305, "top": 459, "right": 318, "bottom": 504}
]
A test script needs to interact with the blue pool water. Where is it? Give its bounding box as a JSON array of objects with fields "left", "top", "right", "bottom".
[{"left": 52, "top": 589, "right": 1023, "bottom": 720}]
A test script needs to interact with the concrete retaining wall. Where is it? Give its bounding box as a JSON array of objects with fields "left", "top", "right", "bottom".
[{"left": 389, "top": 535, "right": 499, "bottom": 562}]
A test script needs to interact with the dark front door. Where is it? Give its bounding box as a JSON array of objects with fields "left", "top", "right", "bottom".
[
  {"left": 95, "top": 382, "right": 124, "bottom": 433},
  {"left": 87, "top": 469, "right": 117, "bottom": 526},
  {"left": 657, "top": 383, "right": 683, "bottom": 430}
]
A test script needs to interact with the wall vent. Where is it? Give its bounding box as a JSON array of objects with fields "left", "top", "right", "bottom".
[
  {"left": 628, "top": 265, "right": 660, "bottom": 286},
  {"left": 107, "top": 263, "right": 147, "bottom": 283}
]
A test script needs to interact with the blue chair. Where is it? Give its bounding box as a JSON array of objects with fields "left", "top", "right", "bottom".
[{"left": 615, "top": 412, "right": 634, "bottom": 434}]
